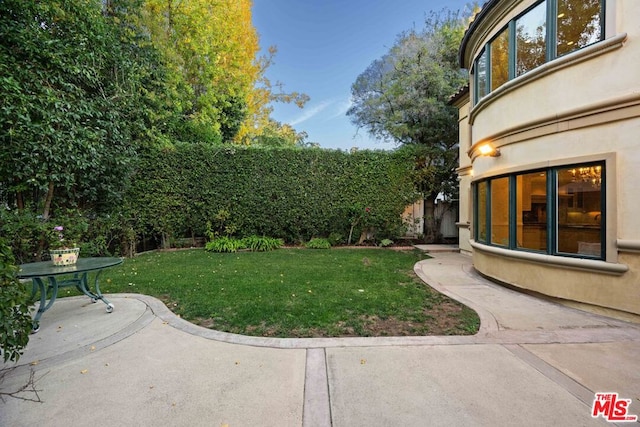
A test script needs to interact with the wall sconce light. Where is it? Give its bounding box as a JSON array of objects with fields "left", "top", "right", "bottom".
[{"left": 478, "top": 143, "right": 500, "bottom": 157}]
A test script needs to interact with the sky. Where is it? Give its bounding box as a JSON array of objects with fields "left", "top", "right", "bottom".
[{"left": 252, "top": 0, "right": 472, "bottom": 151}]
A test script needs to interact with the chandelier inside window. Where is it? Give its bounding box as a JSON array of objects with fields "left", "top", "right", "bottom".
[{"left": 570, "top": 165, "right": 602, "bottom": 188}]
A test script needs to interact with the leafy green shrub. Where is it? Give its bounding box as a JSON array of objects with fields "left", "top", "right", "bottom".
[
  {"left": 379, "top": 239, "right": 394, "bottom": 247},
  {"left": 125, "top": 144, "right": 419, "bottom": 248},
  {"left": 205, "top": 236, "right": 244, "bottom": 253},
  {"left": 241, "top": 235, "right": 283, "bottom": 252},
  {"left": 306, "top": 238, "right": 331, "bottom": 249},
  {"left": 0, "top": 238, "right": 32, "bottom": 362},
  {"left": 327, "top": 232, "right": 344, "bottom": 246}
]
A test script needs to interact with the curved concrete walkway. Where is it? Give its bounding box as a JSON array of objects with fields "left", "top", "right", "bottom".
[{"left": 2, "top": 252, "right": 639, "bottom": 426}]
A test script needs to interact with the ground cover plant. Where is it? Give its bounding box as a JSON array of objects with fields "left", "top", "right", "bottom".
[{"left": 94, "top": 248, "right": 479, "bottom": 337}]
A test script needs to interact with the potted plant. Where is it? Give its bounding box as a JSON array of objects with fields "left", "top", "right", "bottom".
[{"left": 48, "top": 225, "right": 80, "bottom": 266}]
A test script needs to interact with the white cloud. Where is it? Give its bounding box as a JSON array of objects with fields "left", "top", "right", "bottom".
[
  {"left": 289, "top": 100, "right": 332, "bottom": 126},
  {"left": 328, "top": 97, "right": 353, "bottom": 120}
]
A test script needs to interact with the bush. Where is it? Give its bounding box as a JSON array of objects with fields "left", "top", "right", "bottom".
[
  {"left": 205, "top": 236, "right": 244, "bottom": 253},
  {"left": 205, "top": 235, "right": 283, "bottom": 253},
  {"left": 306, "top": 238, "right": 331, "bottom": 249},
  {"left": 124, "top": 144, "right": 419, "bottom": 247},
  {"left": 379, "top": 239, "right": 394, "bottom": 247},
  {"left": 0, "top": 238, "right": 32, "bottom": 363},
  {"left": 241, "top": 235, "right": 283, "bottom": 252}
]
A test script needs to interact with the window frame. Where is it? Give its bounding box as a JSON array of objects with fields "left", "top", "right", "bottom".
[
  {"left": 472, "top": 0, "right": 606, "bottom": 104},
  {"left": 473, "top": 161, "right": 606, "bottom": 260}
]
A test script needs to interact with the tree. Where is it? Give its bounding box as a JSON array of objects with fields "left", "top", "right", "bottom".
[
  {"left": 347, "top": 9, "right": 468, "bottom": 242},
  {"left": 0, "top": 0, "right": 155, "bottom": 215},
  {"left": 234, "top": 45, "right": 310, "bottom": 146},
  {"left": 0, "top": 238, "right": 32, "bottom": 363},
  {"left": 0, "top": 0, "right": 175, "bottom": 260},
  {"left": 139, "top": 0, "right": 261, "bottom": 143}
]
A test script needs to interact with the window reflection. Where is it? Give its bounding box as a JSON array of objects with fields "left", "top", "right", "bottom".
[
  {"left": 557, "top": 0, "right": 602, "bottom": 56},
  {"left": 556, "top": 164, "right": 602, "bottom": 256},
  {"left": 474, "top": 162, "right": 604, "bottom": 259},
  {"left": 491, "top": 28, "right": 510, "bottom": 91},
  {"left": 491, "top": 177, "right": 509, "bottom": 246},
  {"left": 516, "top": 1, "right": 547, "bottom": 77},
  {"left": 476, "top": 49, "right": 488, "bottom": 100},
  {"left": 517, "top": 172, "right": 547, "bottom": 251},
  {"left": 477, "top": 181, "right": 487, "bottom": 242}
]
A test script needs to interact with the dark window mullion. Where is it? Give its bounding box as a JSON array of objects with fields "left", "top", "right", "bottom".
[
  {"left": 600, "top": 0, "right": 606, "bottom": 43},
  {"left": 509, "top": 176, "right": 517, "bottom": 248},
  {"left": 485, "top": 43, "right": 492, "bottom": 95},
  {"left": 600, "top": 164, "right": 606, "bottom": 259},
  {"left": 473, "top": 183, "right": 478, "bottom": 240},
  {"left": 508, "top": 21, "right": 516, "bottom": 80},
  {"left": 546, "top": 0, "right": 558, "bottom": 61},
  {"left": 486, "top": 180, "right": 492, "bottom": 245}
]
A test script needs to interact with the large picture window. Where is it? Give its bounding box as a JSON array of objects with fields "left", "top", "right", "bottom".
[
  {"left": 474, "top": 162, "right": 604, "bottom": 259},
  {"left": 491, "top": 177, "right": 510, "bottom": 246},
  {"left": 491, "top": 27, "right": 510, "bottom": 90},
  {"left": 477, "top": 181, "right": 488, "bottom": 243},
  {"left": 473, "top": 0, "right": 605, "bottom": 103},
  {"left": 516, "top": 171, "right": 547, "bottom": 251},
  {"left": 516, "top": 1, "right": 547, "bottom": 77},
  {"left": 556, "top": 0, "right": 603, "bottom": 57}
]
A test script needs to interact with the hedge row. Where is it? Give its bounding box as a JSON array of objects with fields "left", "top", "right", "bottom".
[{"left": 124, "top": 144, "right": 419, "bottom": 247}]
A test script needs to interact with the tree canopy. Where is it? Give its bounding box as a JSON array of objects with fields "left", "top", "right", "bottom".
[
  {"left": 347, "top": 9, "right": 469, "bottom": 241},
  {"left": 0, "top": 0, "right": 159, "bottom": 215},
  {"left": 0, "top": 0, "right": 309, "bottom": 218}
]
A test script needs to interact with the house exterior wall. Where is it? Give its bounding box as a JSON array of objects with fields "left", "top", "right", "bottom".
[{"left": 457, "top": 0, "right": 640, "bottom": 316}]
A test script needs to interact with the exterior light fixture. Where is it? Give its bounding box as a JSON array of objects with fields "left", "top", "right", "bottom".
[{"left": 478, "top": 143, "right": 500, "bottom": 157}]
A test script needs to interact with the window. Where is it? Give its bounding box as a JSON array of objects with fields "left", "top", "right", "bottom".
[
  {"left": 477, "top": 181, "right": 488, "bottom": 243},
  {"left": 556, "top": 165, "right": 602, "bottom": 255},
  {"left": 474, "top": 161, "right": 604, "bottom": 259},
  {"left": 516, "top": 171, "right": 547, "bottom": 251},
  {"left": 491, "top": 27, "right": 510, "bottom": 90},
  {"left": 472, "top": 0, "right": 605, "bottom": 103},
  {"left": 491, "top": 177, "right": 510, "bottom": 246},
  {"left": 475, "top": 49, "right": 488, "bottom": 101},
  {"left": 516, "top": 1, "right": 547, "bottom": 77},
  {"left": 556, "top": 0, "right": 602, "bottom": 57}
]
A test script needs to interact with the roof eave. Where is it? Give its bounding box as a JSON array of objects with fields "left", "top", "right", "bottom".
[{"left": 458, "top": 0, "right": 502, "bottom": 68}]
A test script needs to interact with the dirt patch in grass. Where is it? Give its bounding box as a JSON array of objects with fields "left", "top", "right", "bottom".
[{"left": 190, "top": 287, "right": 479, "bottom": 338}]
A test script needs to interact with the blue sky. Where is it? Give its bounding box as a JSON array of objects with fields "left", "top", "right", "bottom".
[{"left": 252, "top": 0, "right": 472, "bottom": 151}]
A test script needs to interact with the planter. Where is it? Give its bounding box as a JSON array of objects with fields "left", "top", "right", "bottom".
[{"left": 49, "top": 248, "right": 80, "bottom": 266}]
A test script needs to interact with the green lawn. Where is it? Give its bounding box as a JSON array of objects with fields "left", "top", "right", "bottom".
[{"left": 90, "top": 248, "right": 479, "bottom": 337}]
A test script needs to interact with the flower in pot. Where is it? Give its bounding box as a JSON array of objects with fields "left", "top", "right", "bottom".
[{"left": 48, "top": 225, "right": 80, "bottom": 266}]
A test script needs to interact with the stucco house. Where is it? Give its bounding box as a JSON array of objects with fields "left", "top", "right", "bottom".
[{"left": 455, "top": 0, "right": 639, "bottom": 317}]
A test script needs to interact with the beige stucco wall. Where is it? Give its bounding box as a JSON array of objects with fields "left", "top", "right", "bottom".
[
  {"left": 456, "top": 98, "right": 472, "bottom": 255},
  {"left": 458, "top": 0, "right": 640, "bottom": 316},
  {"left": 473, "top": 249, "right": 640, "bottom": 316}
]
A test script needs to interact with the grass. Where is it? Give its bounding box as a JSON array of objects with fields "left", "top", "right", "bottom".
[{"left": 88, "top": 248, "right": 479, "bottom": 337}]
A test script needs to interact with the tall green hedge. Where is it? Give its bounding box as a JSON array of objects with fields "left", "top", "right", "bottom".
[{"left": 125, "top": 144, "right": 419, "bottom": 246}]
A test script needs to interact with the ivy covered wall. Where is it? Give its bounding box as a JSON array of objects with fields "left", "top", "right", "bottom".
[{"left": 124, "top": 144, "right": 420, "bottom": 247}]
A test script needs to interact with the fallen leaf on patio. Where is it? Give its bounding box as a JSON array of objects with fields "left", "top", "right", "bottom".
[
  {"left": 30, "top": 360, "right": 39, "bottom": 366},
  {"left": 80, "top": 369, "right": 88, "bottom": 374},
  {"left": 90, "top": 346, "right": 96, "bottom": 351},
  {"left": 360, "top": 359, "right": 366, "bottom": 365}
]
